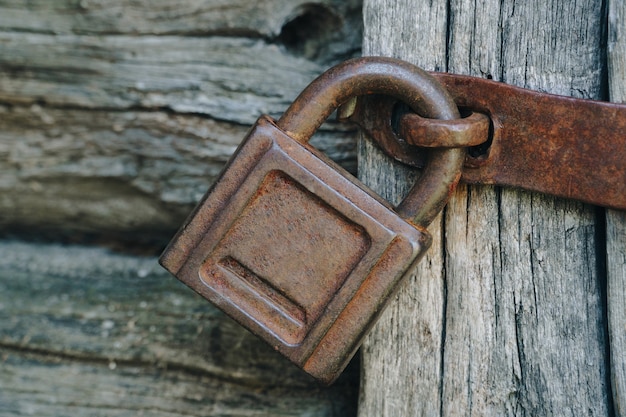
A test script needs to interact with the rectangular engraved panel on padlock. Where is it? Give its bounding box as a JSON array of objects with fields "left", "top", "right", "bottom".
[{"left": 159, "top": 115, "right": 431, "bottom": 383}]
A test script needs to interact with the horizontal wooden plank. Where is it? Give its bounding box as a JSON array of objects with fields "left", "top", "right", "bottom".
[
  {"left": 0, "top": 33, "right": 327, "bottom": 124},
  {"left": 0, "top": 1, "right": 363, "bottom": 120},
  {"left": 0, "top": 0, "right": 363, "bottom": 239},
  {"left": 0, "top": 2, "right": 362, "bottom": 414},
  {"left": 0, "top": 240, "right": 358, "bottom": 392},
  {"left": 0, "top": 351, "right": 355, "bottom": 417},
  {"left": 0, "top": 105, "right": 356, "bottom": 238},
  {"left": 0, "top": 0, "right": 361, "bottom": 40}
]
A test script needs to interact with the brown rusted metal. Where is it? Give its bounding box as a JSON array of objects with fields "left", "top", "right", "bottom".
[
  {"left": 160, "top": 116, "right": 432, "bottom": 384},
  {"left": 341, "top": 93, "right": 488, "bottom": 169},
  {"left": 160, "top": 57, "right": 471, "bottom": 385},
  {"left": 341, "top": 95, "right": 423, "bottom": 166},
  {"left": 435, "top": 73, "right": 626, "bottom": 210},
  {"left": 278, "top": 57, "right": 465, "bottom": 227},
  {"left": 399, "top": 111, "right": 490, "bottom": 148},
  {"left": 355, "top": 72, "right": 626, "bottom": 210}
]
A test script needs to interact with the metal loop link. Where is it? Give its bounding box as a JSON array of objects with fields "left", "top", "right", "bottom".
[{"left": 398, "top": 111, "right": 490, "bottom": 148}]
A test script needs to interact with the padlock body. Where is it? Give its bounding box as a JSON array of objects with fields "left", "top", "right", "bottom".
[{"left": 160, "top": 115, "right": 431, "bottom": 384}]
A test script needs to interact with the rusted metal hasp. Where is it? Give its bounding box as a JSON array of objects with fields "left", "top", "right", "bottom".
[
  {"left": 435, "top": 73, "right": 626, "bottom": 210},
  {"left": 349, "top": 73, "right": 626, "bottom": 210}
]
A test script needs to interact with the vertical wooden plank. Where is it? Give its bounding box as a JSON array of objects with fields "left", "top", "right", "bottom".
[
  {"left": 360, "top": 0, "right": 611, "bottom": 415},
  {"left": 607, "top": 1, "right": 626, "bottom": 414},
  {"left": 444, "top": 0, "right": 609, "bottom": 415},
  {"left": 607, "top": 208, "right": 626, "bottom": 417},
  {"left": 359, "top": 1, "right": 448, "bottom": 415},
  {"left": 441, "top": 2, "right": 504, "bottom": 413}
]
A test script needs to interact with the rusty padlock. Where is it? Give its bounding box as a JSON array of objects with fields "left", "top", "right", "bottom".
[{"left": 159, "top": 57, "right": 464, "bottom": 384}]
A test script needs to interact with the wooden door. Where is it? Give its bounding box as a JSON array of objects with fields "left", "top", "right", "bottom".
[{"left": 359, "top": 0, "right": 624, "bottom": 415}]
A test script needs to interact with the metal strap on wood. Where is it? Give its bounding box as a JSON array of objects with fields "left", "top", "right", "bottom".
[{"left": 344, "top": 73, "right": 626, "bottom": 210}]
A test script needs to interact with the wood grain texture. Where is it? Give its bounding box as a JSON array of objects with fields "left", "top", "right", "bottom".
[
  {"left": 608, "top": 1, "right": 626, "bottom": 414},
  {"left": 0, "top": 240, "right": 358, "bottom": 416},
  {"left": 0, "top": 353, "right": 348, "bottom": 417},
  {"left": 360, "top": 0, "right": 611, "bottom": 415},
  {"left": 0, "top": 2, "right": 363, "bottom": 415},
  {"left": 607, "top": 209, "right": 626, "bottom": 417},
  {"left": 359, "top": 1, "right": 448, "bottom": 415},
  {"left": 0, "top": 105, "right": 355, "bottom": 240},
  {"left": 0, "top": 0, "right": 361, "bottom": 241},
  {"left": 0, "top": 0, "right": 362, "bottom": 62},
  {"left": 0, "top": 34, "right": 320, "bottom": 123}
]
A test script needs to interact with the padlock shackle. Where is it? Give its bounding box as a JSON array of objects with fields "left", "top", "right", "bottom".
[{"left": 277, "top": 56, "right": 464, "bottom": 228}]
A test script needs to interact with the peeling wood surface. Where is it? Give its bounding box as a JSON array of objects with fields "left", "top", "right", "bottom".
[
  {"left": 0, "top": 105, "right": 355, "bottom": 240},
  {"left": 0, "top": 240, "right": 358, "bottom": 416},
  {"left": 0, "top": 34, "right": 320, "bottom": 122},
  {"left": 0, "top": 0, "right": 359, "bottom": 45},
  {"left": 359, "top": 0, "right": 613, "bottom": 416},
  {"left": 0, "top": 0, "right": 361, "bottom": 241}
]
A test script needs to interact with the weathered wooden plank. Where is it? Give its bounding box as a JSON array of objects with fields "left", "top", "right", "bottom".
[
  {"left": 358, "top": 1, "right": 448, "bottom": 415},
  {"left": 609, "top": 0, "right": 626, "bottom": 101},
  {"left": 0, "top": 240, "right": 358, "bottom": 416},
  {"left": 607, "top": 209, "right": 626, "bottom": 417},
  {"left": 443, "top": 1, "right": 608, "bottom": 415},
  {"left": 0, "top": 240, "right": 305, "bottom": 387},
  {"left": 0, "top": 105, "right": 355, "bottom": 239},
  {"left": 0, "top": 0, "right": 361, "bottom": 49},
  {"left": 360, "top": 0, "right": 610, "bottom": 416},
  {"left": 0, "top": 351, "right": 352, "bottom": 417},
  {"left": 0, "top": 10, "right": 360, "bottom": 238},
  {"left": 0, "top": 33, "right": 323, "bottom": 123},
  {"left": 0, "top": 2, "right": 362, "bottom": 415},
  {"left": 608, "top": 1, "right": 626, "bottom": 414}
]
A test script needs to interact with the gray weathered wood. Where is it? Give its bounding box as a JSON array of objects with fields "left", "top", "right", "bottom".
[
  {"left": 0, "top": 0, "right": 361, "bottom": 240},
  {"left": 358, "top": 2, "right": 448, "bottom": 415},
  {"left": 607, "top": 209, "right": 626, "bottom": 417},
  {"left": 0, "top": 240, "right": 357, "bottom": 416},
  {"left": 0, "top": 34, "right": 322, "bottom": 123},
  {"left": 608, "top": 1, "right": 626, "bottom": 414},
  {"left": 0, "top": 353, "right": 348, "bottom": 417},
  {"left": 360, "top": 0, "right": 611, "bottom": 415},
  {"left": 0, "top": 105, "right": 355, "bottom": 239},
  {"left": 0, "top": 2, "right": 362, "bottom": 413},
  {"left": 0, "top": 0, "right": 362, "bottom": 60}
]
